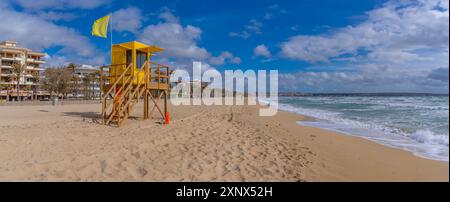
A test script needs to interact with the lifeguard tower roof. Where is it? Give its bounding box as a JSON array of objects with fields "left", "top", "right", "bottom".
[{"left": 113, "top": 41, "right": 164, "bottom": 53}]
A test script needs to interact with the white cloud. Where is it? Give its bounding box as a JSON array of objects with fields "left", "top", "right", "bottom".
[
  {"left": 268, "top": 4, "right": 280, "bottom": 10},
  {"left": 230, "top": 57, "right": 242, "bottom": 64},
  {"left": 0, "top": 6, "right": 105, "bottom": 66},
  {"left": 280, "top": 0, "right": 449, "bottom": 63},
  {"left": 229, "top": 31, "right": 251, "bottom": 39},
  {"left": 279, "top": 71, "right": 364, "bottom": 91},
  {"left": 43, "top": 54, "right": 69, "bottom": 67},
  {"left": 37, "top": 11, "right": 77, "bottom": 22},
  {"left": 138, "top": 9, "right": 241, "bottom": 79},
  {"left": 230, "top": 4, "right": 287, "bottom": 39},
  {"left": 253, "top": 44, "right": 271, "bottom": 58},
  {"left": 263, "top": 13, "right": 273, "bottom": 20},
  {"left": 278, "top": 67, "right": 449, "bottom": 93},
  {"left": 230, "top": 3, "right": 288, "bottom": 39},
  {"left": 209, "top": 51, "right": 241, "bottom": 65},
  {"left": 278, "top": 0, "right": 449, "bottom": 93},
  {"left": 245, "top": 20, "right": 263, "bottom": 34},
  {"left": 111, "top": 7, "right": 142, "bottom": 33},
  {"left": 229, "top": 19, "right": 263, "bottom": 39},
  {"left": 140, "top": 23, "right": 209, "bottom": 60},
  {"left": 139, "top": 9, "right": 240, "bottom": 67},
  {"left": 7, "top": 0, "right": 109, "bottom": 10},
  {"left": 159, "top": 8, "right": 180, "bottom": 24},
  {"left": 263, "top": 3, "right": 288, "bottom": 21},
  {"left": 138, "top": 9, "right": 209, "bottom": 60},
  {"left": 278, "top": 59, "right": 449, "bottom": 93},
  {"left": 290, "top": 25, "right": 300, "bottom": 31}
]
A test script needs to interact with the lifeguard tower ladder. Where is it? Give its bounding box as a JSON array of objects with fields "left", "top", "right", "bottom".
[{"left": 100, "top": 41, "right": 170, "bottom": 127}]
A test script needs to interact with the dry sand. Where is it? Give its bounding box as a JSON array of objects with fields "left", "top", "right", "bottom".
[{"left": 0, "top": 102, "right": 448, "bottom": 181}]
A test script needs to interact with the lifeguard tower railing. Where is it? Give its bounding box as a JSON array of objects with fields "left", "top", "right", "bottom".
[{"left": 99, "top": 61, "right": 170, "bottom": 127}]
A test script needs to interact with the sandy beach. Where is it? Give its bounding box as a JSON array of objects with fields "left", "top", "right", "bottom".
[{"left": 0, "top": 102, "right": 448, "bottom": 181}]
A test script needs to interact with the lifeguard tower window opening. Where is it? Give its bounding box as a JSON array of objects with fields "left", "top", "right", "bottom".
[{"left": 126, "top": 50, "right": 147, "bottom": 69}]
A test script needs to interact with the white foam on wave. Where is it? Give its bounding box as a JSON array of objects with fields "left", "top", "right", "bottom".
[
  {"left": 410, "top": 130, "right": 449, "bottom": 146},
  {"left": 260, "top": 98, "right": 449, "bottom": 162}
]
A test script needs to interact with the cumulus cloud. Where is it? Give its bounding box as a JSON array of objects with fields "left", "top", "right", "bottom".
[
  {"left": 139, "top": 9, "right": 241, "bottom": 67},
  {"left": 280, "top": 71, "right": 363, "bottom": 87},
  {"left": 253, "top": 44, "right": 271, "bottom": 58},
  {"left": 278, "top": 0, "right": 449, "bottom": 93},
  {"left": 278, "top": 59, "right": 449, "bottom": 93},
  {"left": 264, "top": 4, "right": 287, "bottom": 20},
  {"left": 280, "top": 0, "right": 449, "bottom": 63},
  {"left": 36, "top": 11, "right": 78, "bottom": 22},
  {"left": 278, "top": 68, "right": 449, "bottom": 93},
  {"left": 0, "top": 5, "right": 105, "bottom": 66},
  {"left": 137, "top": 9, "right": 243, "bottom": 80},
  {"left": 209, "top": 52, "right": 241, "bottom": 65},
  {"left": 7, "top": 0, "right": 109, "bottom": 10},
  {"left": 140, "top": 22, "right": 209, "bottom": 60},
  {"left": 159, "top": 8, "right": 180, "bottom": 24},
  {"left": 138, "top": 9, "right": 211, "bottom": 61},
  {"left": 111, "top": 7, "right": 143, "bottom": 33}
]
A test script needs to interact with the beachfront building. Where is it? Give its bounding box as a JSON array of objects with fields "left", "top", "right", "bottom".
[
  {"left": 0, "top": 40, "right": 49, "bottom": 101},
  {"left": 67, "top": 64, "right": 104, "bottom": 99},
  {"left": 171, "top": 80, "right": 210, "bottom": 98}
]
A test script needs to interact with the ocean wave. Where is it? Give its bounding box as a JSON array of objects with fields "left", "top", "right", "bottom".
[
  {"left": 282, "top": 96, "right": 449, "bottom": 111},
  {"left": 410, "top": 130, "right": 449, "bottom": 146},
  {"left": 267, "top": 98, "right": 449, "bottom": 161}
]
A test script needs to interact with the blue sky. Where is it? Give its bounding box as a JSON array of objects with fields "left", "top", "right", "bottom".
[{"left": 1, "top": 0, "right": 449, "bottom": 93}]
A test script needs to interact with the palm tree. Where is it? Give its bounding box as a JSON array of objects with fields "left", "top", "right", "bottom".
[
  {"left": 67, "top": 63, "right": 76, "bottom": 73},
  {"left": 4, "top": 77, "right": 12, "bottom": 101},
  {"left": 31, "top": 70, "right": 40, "bottom": 100},
  {"left": 72, "top": 75, "right": 80, "bottom": 98},
  {"left": 12, "top": 60, "right": 27, "bottom": 101},
  {"left": 66, "top": 63, "right": 79, "bottom": 98},
  {"left": 89, "top": 72, "right": 99, "bottom": 99},
  {"left": 83, "top": 74, "right": 94, "bottom": 99},
  {"left": 89, "top": 72, "right": 100, "bottom": 99}
]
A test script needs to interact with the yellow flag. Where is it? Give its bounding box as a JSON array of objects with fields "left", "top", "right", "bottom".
[{"left": 91, "top": 15, "right": 110, "bottom": 38}]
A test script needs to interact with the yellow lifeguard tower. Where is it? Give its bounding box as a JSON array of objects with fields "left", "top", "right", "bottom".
[{"left": 100, "top": 41, "right": 170, "bottom": 127}]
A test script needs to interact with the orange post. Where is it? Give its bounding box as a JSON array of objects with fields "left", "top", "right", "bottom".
[{"left": 165, "top": 112, "right": 170, "bottom": 124}]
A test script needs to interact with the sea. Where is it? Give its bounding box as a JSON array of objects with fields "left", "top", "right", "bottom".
[{"left": 270, "top": 94, "right": 449, "bottom": 161}]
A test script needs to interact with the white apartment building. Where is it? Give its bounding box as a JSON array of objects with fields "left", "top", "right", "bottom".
[
  {"left": 69, "top": 64, "right": 103, "bottom": 99},
  {"left": 0, "top": 40, "right": 49, "bottom": 101}
]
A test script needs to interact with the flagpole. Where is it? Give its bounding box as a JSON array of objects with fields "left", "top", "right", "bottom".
[{"left": 110, "top": 13, "right": 113, "bottom": 65}]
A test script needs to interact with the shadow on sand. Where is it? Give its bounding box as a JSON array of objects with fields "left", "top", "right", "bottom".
[
  {"left": 62, "top": 111, "right": 101, "bottom": 123},
  {"left": 62, "top": 111, "right": 141, "bottom": 124}
]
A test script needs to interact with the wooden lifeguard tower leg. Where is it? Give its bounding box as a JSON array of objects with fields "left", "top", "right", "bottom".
[
  {"left": 164, "top": 90, "right": 168, "bottom": 123},
  {"left": 143, "top": 59, "right": 149, "bottom": 120},
  {"left": 149, "top": 90, "right": 162, "bottom": 118},
  {"left": 144, "top": 93, "right": 149, "bottom": 119}
]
